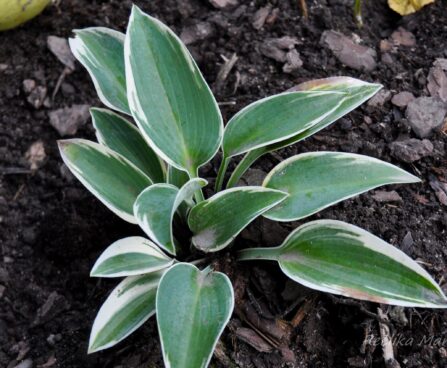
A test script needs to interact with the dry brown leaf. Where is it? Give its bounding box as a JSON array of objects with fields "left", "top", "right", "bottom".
[{"left": 388, "top": 0, "right": 435, "bottom": 15}]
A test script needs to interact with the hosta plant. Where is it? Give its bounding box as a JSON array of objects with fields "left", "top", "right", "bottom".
[{"left": 60, "top": 5, "right": 447, "bottom": 367}]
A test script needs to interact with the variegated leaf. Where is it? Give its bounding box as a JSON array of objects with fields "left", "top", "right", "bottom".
[
  {"left": 263, "top": 152, "right": 419, "bottom": 221},
  {"left": 188, "top": 187, "right": 288, "bottom": 252},
  {"left": 58, "top": 139, "right": 152, "bottom": 223},
  {"left": 238, "top": 220, "right": 447, "bottom": 308},
  {"left": 89, "top": 271, "right": 163, "bottom": 353},
  {"left": 157, "top": 263, "right": 234, "bottom": 368},
  {"left": 91, "top": 236, "right": 173, "bottom": 277},
  {"left": 134, "top": 179, "right": 207, "bottom": 255},
  {"left": 69, "top": 27, "right": 130, "bottom": 114},
  {"left": 125, "top": 6, "right": 223, "bottom": 175},
  {"left": 92, "top": 108, "right": 165, "bottom": 183}
]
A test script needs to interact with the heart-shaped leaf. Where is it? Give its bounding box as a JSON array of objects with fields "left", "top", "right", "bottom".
[
  {"left": 263, "top": 152, "right": 419, "bottom": 221},
  {"left": 239, "top": 220, "right": 447, "bottom": 308},
  {"left": 157, "top": 263, "right": 234, "bottom": 368},
  {"left": 58, "top": 139, "right": 152, "bottom": 223},
  {"left": 89, "top": 271, "right": 163, "bottom": 353},
  {"left": 91, "top": 236, "right": 173, "bottom": 278},
  {"left": 91, "top": 108, "right": 165, "bottom": 183},
  {"left": 222, "top": 90, "right": 346, "bottom": 159},
  {"left": 188, "top": 187, "right": 288, "bottom": 252},
  {"left": 69, "top": 28, "right": 130, "bottom": 114},
  {"left": 125, "top": 6, "right": 223, "bottom": 175},
  {"left": 134, "top": 179, "right": 207, "bottom": 255},
  {"left": 225, "top": 77, "right": 382, "bottom": 189}
]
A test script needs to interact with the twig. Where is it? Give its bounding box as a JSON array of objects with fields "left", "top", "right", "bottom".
[
  {"left": 377, "top": 308, "right": 401, "bottom": 368},
  {"left": 298, "top": 0, "right": 308, "bottom": 18}
]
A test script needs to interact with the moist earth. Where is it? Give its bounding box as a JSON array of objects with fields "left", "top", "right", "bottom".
[{"left": 1, "top": 0, "right": 446, "bottom": 367}]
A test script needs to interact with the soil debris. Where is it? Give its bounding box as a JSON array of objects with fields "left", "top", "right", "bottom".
[
  {"left": 48, "top": 104, "right": 90, "bottom": 136},
  {"left": 368, "top": 89, "right": 391, "bottom": 107},
  {"left": 46, "top": 36, "right": 75, "bottom": 70},
  {"left": 405, "top": 97, "right": 447, "bottom": 138},
  {"left": 252, "top": 5, "right": 271, "bottom": 30},
  {"left": 180, "top": 22, "right": 214, "bottom": 45},
  {"left": 391, "top": 91, "right": 415, "bottom": 108},
  {"left": 25, "top": 141, "right": 46, "bottom": 170},
  {"left": 390, "top": 27, "right": 416, "bottom": 47},
  {"left": 371, "top": 190, "right": 403, "bottom": 203},
  {"left": 428, "top": 174, "right": 447, "bottom": 205},
  {"left": 427, "top": 58, "right": 447, "bottom": 103},
  {"left": 320, "top": 30, "right": 377, "bottom": 71},
  {"left": 209, "top": 0, "right": 238, "bottom": 9},
  {"left": 389, "top": 138, "right": 433, "bottom": 162}
]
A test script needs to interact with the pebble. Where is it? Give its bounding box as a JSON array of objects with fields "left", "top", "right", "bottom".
[
  {"left": 371, "top": 190, "right": 403, "bottom": 203},
  {"left": 260, "top": 36, "right": 300, "bottom": 63},
  {"left": 405, "top": 97, "right": 447, "bottom": 138},
  {"left": 33, "top": 291, "right": 69, "bottom": 326},
  {"left": 389, "top": 138, "right": 434, "bottom": 162},
  {"left": 252, "top": 5, "right": 271, "bottom": 30},
  {"left": 48, "top": 104, "right": 90, "bottom": 136},
  {"left": 47, "top": 36, "right": 75, "bottom": 70},
  {"left": 320, "top": 30, "right": 377, "bottom": 71},
  {"left": 401, "top": 231, "right": 414, "bottom": 253},
  {"left": 367, "top": 89, "right": 391, "bottom": 107},
  {"left": 389, "top": 138, "right": 433, "bottom": 162},
  {"left": 14, "top": 359, "right": 33, "bottom": 368},
  {"left": 180, "top": 22, "right": 214, "bottom": 45},
  {"left": 25, "top": 141, "right": 46, "bottom": 170},
  {"left": 209, "top": 0, "right": 238, "bottom": 9},
  {"left": 390, "top": 27, "right": 416, "bottom": 47},
  {"left": 283, "top": 49, "right": 303, "bottom": 73},
  {"left": 391, "top": 91, "right": 415, "bottom": 108},
  {"left": 427, "top": 58, "right": 447, "bottom": 103},
  {"left": 238, "top": 168, "right": 266, "bottom": 186}
]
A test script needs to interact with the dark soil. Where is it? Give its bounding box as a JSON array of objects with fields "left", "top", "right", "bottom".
[{"left": 1, "top": 0, "right": 447, "bottom": 367}]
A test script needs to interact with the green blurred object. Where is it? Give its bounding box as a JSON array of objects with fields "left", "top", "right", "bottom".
[{"left": 0, "top": 0, "right": 51, "bottom": 31}]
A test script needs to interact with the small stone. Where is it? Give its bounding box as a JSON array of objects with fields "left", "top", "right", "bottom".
[
  {"left": 390, "top": 27, "right": 416, "bottom": 47},
  {"left": 427, "top": 58, "right": 447, "bottom": 103},
  {"left": 372, "top": 190, "right": 403, "bottom": 203},
  {"left": 209, "top": 0, "right": 238, "bottom": 9},
  {"left": 27, "top": 86, "right": 47, "bottom": 109},
  {"left": 381, "top": 52, "right": 395, "bottom": 66},
  {"left": 25, "top": 141, "right": 46, "bottom": 170},
  {"left": 391, "top": 91, "right": 415, "bottom": 108},
  {"left": 389, "top": 138, "right": 433, "bottom": 163},
  {"left": 3, "top": 256, "right": 13, "bottom": 264},
  {"left": 401, "top": 231, "right": 414, "bottom": 253},
  {"left": 46, "top": 334, "right": 62, "bottom": 346},
  {"left": 380, "top": 39, "right": 393, "bottom": 52},
  {"left": 22, "top": 79, "right": 36, "bottom": 93},
  {"left": 180, "top": 22, "right": 214, "bottom": 45},
  {"left": 49, "top": 104, "right": 90, "bottom": 136},
  {"left": 14, "top": 359, "right": 33, "bottom": 368},
  {"left": 33, "top": 292, "right": 69, "bottom": 326},
  {"left": 320, "top": 30, "right": 377, "bottom": 72},
  {"left": 0, "top": 63, "right": 8, "bottom": 71},
  {"left": 260, "top": 36, "right": 300, "bottom": 63},
  {"left": 283, "top": 49, "right": 303, "bottom": 73},
  {"left": 47, "top": 36, "right": 75, "bottom": 70},
  {"left": 367, "top": 89, "right": 391, "bottom": 107},
  {"left": 238, "top": 169, "right": 266, "bottom": 186},
  {"left": 428, "top": 174, "right": 447, "bottom": 206},
  {"left": 252, "top": 5, "right": 271, "bottom": 30},
  {"left": 405, "top": 97, "right": 447, "bottom": 138}
]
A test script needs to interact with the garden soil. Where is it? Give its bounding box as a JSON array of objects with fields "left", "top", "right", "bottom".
[{"left": 1, "top": 0, "right": 446, "bottom": 367}]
